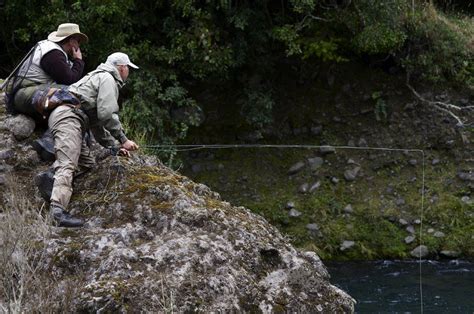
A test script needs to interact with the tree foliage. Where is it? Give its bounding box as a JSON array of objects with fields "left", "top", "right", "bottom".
[{"left": 0, "top": 0, "right": 472, "bottom": 144}]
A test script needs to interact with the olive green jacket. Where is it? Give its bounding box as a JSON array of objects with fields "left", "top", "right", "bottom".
[{"left": 69, "top": 63, "right": 128, "bottom": 148}]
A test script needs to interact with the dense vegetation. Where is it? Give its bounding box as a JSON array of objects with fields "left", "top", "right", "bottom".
[{"left": 0, "top": 0, "right": 472, "bottom": 145}]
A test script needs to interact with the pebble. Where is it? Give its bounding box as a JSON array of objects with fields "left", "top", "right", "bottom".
[
  {"left": 406, "top": 225, "right": 415, "bottom": 234},
  {"left": 433, "top": 231, "right": 445, "bottom": 238},
  {"left": 308, "top": 157, "right": 324, "bottom": 170},
  {"left": 340, "top": 240, "right": 355, "bottom": 251},
  {"left": 343, "top": 204, "right": 353, "bottom": 214},
  {"left": 306, "top": 223, "right": 321, "bottom": 237},
  {"left": 399, "top": 218, "right": 408, "bottom": 226},
  {"left": 331, "top": 177, "right": 339, "bottom": 184},
  {"left": 440, "top": 250, "right": 461, "bottom": 258},
  {"left": 288, "top": 161, "right": 306, "bottom": 175},
  {"left": 461, "top": 196, "right": 472, "bottom": 204},
  {"left": 320, "top": 146, "right": 336, "bottom": 155},
  {"left": 344, "top": 167, "right": 360, "bottom": 181},
  {"left": 410, "top": 245, "right": 429, "bottom": 258},
  {"left": 405, "top": 235, "right": 415, "bottom": 244},
  {"left": 6, "top": 115, "right": 36, "bottom": 140},
  {"left": 285, "top": 201, "right": 295, "bottom": 209},
  {"left": 358, "top": 138, "right": 368, "bottom": 147},
  {"left": 288, "top": 208, "right": 302, "bottom": 218},
  {"left": 458, "top": 172, "right": 474, "bottom": 181},
  {"left": 306, "top": 223, "right": 319, "bottom": 231},
  {"left": 409, "top": 159, "right": 417, "bottom": 166},
  {"left": 309, "top": 181, "right": 321, "bottom": 193},
  {"left": 395, "top": 198, "right": 405, "bottom": 206},
  {"left": 347, "top": 158, "right": 357, "bottom": 165},
  {"left": 298, "top": 183, "right": 309, "bottom": 193},
  {"left": 432, "top": 159, "right": 440, "bottom": 165}
]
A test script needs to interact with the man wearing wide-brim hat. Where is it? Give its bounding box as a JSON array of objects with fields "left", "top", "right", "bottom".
[{"left": 11, "top": 23, "right": 88, "bottom": 118}]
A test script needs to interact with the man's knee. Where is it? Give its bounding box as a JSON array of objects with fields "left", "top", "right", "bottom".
[
  {"left": 13, "top": 86, "right": 37, "bottom": 115},
  {"left": 53, "top": 171, "right": 74, "bottom": 189}
]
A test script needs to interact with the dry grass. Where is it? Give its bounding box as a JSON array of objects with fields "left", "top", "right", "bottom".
[{"left": 0, "top": 175, "right": 64, "bottom": 312}]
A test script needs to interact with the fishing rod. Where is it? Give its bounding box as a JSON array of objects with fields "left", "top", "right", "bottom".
[
  {"left": 142, "top": 143, "right": 425, "bottom": 154},
  {"left": 0, "top": 44, "right": 36, "bottom": 91}
]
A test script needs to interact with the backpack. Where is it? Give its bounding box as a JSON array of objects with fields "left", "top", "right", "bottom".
[{"left": 1, "top": 44, "right": 38, "bottom": 113}]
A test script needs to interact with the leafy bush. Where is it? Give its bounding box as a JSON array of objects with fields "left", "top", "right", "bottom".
[
  {"left": 0, "top": 0, "right": 472, "bottom": 151},
  {"left": 121, "top": 71, "right": 202, "bottom": 145},
  {"left": 402, "top": 6, "right": 473, "bottom": 87},
  {"left": 338, "top": 0, "right": 410, "bottom": 54},
  {"left": 240, "top": 88, "right": 274, "bottom": 129}
]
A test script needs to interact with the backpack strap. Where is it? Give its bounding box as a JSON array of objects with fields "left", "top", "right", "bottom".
[{"left": 1, "top": 44, "right": 38, "bottom": 113}]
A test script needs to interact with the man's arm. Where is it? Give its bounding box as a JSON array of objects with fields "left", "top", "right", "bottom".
[
  {"left": 40, "top": 50, "right": 84, "bottom": 85},
  {"left": 96, "top": 74, "right": 129, "bottom": 145}
]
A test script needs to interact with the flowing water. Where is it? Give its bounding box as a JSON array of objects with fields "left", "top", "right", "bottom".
[{"left": 326, "top": 260, "right": 474, "bottom": 313}]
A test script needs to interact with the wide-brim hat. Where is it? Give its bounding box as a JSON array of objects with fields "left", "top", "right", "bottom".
[{"left": 48, "top": 23, "right": 88, "bottom": 44}]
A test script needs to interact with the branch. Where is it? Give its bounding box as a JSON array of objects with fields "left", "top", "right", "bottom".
[
  {"left": 406, "top": 73, "right": 472, "bottom": 144},
  {"left": 406, "top": 73, "right": 472, "bottom": 125},
  {"left": 298, "top": 13, "right": 330, "bottom": 30}
]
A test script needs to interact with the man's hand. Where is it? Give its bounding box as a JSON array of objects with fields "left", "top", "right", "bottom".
[
  {"left": 118, "top": 148, "right": 131, "bottom": 157},
  {"left": 122, "top": 140, "right": 139, "bottom": 151},
  {"left": 68, "top": 38, "right": 82, "bottom": 60},
  {"left": 72, "top": 47, "right": 82, "bottom": 60}
]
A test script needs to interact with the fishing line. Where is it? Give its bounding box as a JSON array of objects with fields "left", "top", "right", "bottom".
[{"left": 143, "top": 143, "right": 426, "bottom": 312}]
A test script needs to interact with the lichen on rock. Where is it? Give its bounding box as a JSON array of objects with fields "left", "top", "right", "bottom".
[{"left": 43, "top": 156, "right": 355, "bottom": 312}]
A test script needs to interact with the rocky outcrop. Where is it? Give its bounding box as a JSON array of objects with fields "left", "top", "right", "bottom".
[
  {"left": 0, "top": 92, "right": 355, "bottom": 312},
  {"left": 46, "top": 157, "right": 354, "bottom": 312}
]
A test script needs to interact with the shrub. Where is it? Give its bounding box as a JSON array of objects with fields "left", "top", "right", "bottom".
[
  {"left": 402, "top": 6, "right": 473, "bottom": 88},
  {"left": 240, "top": 88, "right": 274, "bottom": 129}
]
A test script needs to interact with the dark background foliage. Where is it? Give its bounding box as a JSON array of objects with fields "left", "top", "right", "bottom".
[{"left": 0, "top": 0, "right": 472, "bottom": 144}]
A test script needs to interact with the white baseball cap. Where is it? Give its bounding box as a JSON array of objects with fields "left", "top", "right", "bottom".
[{"left": 106, "top": 52, "right": 139, "bottom": 69}]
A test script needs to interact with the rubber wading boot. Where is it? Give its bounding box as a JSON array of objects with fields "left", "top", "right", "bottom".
[
  {"left": 35, "top": 168, "right": 55, "bottom": 202},
  {"left": 50, "top": 205, "right": 84, "bottom": 228},
  {"left": 31, "top": 129, "right": 55, "bottom": 162}
]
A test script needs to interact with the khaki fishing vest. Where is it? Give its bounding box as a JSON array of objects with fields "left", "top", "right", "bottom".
[{"left": 17, "top": 40, "right": 72, "bottom": 84}]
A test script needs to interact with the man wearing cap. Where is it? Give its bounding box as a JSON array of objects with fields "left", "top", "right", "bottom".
[
  {"left": 48, "top": 52, "right": 139, "bottom": 227},
  {"left": 12, "top": 23, "right": 88, "bottom": 117}
]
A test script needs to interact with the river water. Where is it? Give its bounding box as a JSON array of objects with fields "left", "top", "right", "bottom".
[{"left": 326, "top": 260, "right": 474, "bottom": 313}]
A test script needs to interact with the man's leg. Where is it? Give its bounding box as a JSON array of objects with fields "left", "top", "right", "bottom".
[
  {"left": 48, "top": 106, "right": 84, "bottom": 227},
  {"left": 14, "top": 82, "right": 67, "bottom": 118},
  {"left": 32, "top": 128, "right": 55, "bottom": 162},
  {"left": 35, "top": 136, "right": 95, "bottom": 202},
  {"left": 13, "top": 85, "right": 40, "bottom": 116},
  {"left": 77, "top": 136, "right": 96, "bottom": 176}
]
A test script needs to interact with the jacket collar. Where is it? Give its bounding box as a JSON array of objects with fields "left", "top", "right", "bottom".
[{"left": 97, "top": 63, "right": 125, "bottom": 87}]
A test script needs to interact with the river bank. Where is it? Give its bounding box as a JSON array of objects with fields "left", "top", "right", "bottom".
[{"left": 179, "top": 62, "right": 473, "bottom": 260}]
